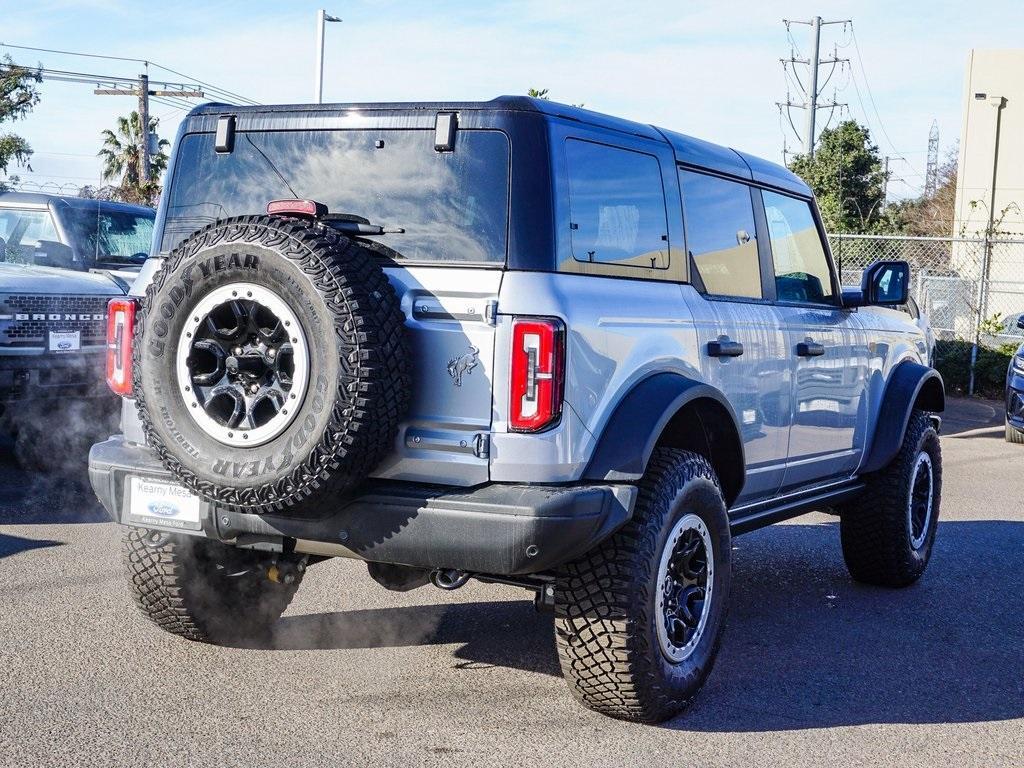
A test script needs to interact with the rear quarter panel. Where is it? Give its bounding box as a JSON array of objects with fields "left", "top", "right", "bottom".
[{"left": 491, "top": 271, "right": 701, "bottom": 482}]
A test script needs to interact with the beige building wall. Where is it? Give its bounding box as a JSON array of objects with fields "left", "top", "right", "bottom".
[{"left": 954, "top": 49, "right": 1024, "bottom": 241}]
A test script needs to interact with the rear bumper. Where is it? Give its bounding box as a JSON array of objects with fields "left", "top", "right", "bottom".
[{"left": 89, "top": 436, "right": 637, "bottom": 576}]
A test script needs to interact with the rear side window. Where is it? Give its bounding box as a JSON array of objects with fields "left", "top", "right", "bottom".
[
  {"left": 762, "top": 190, "right": 835, "bottom": 304},
  {"left": 679, "top": 170, "right": 761, "bottom": 299},
  {"left": 565, "top": 139, "right": 669, "bottom": 269}
]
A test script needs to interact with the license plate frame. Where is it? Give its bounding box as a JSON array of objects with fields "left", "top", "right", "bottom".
[
  {"left": 126, "top": 476, "right": 204, "bottom": 532},
  {"left": 48, "top": 330, "right": 81, "bottom": 353}
]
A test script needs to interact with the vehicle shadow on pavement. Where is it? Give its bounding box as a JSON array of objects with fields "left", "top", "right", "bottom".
[
  {"left": 0, "top": 533, "right": 63, "bottom": 559},
  {"left": 673, "top": 519, "right": 1024, "bottom": 731},
  {"left": 0, "top": 444, "right": 108, "bottom": 525},
  {"left": 266, "top": 518, "right": 1024, "bottom": 730},
  {"left": 266, "top": 599, "right": 563, "bottom": 677}
]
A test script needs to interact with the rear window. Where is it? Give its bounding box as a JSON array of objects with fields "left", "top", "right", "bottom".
[{"left": 162, "top": 129, "right": 510, "bottom": 264}]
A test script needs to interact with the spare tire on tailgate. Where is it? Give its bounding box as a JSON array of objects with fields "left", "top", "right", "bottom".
[{"left": 134, "top": 215, "right": 409, "bottom": 514}]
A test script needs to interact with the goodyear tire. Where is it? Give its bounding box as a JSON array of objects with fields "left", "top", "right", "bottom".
[
  {"left": 123, "top": 526, "right": 302, "bottom": 644},
  {"left": 134, "top": 216, "right": 409, "bottom": 514},
  {"left": 839, "top": 410, "right": 941, "bottom": 587},
  {"left": 554, "top": 448, "right": 731, "bottom": 723}
]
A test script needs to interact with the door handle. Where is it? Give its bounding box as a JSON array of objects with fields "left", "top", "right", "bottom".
[
  {"left": 708, "top": 339, "right": 744, "bottom": 357},
  {"left": 796, "top": 341, "right": 826, "bottom": 357}
]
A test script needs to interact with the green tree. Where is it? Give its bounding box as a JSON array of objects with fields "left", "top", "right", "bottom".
[
  {"left": 789, "top": 120, "right": 888, "bottom": 234},
  {"left": 0, "top": 56, "right": 43, "bottom": 190},
  {"left": 888, "top": 150, "right": 958, "bottom": 237},
  {"left": 527, "top": 87, "right": 584, "bottom": 108},
  {"left": 98, "top": 111, "right": 170, "bottom": 206}
]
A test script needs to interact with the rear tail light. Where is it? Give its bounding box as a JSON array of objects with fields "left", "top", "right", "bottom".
[
  {"left": 106, "top": 298, "right": 138, "bottom": 396},
  {"left": 509, "top": 316, "right": 565, "bottom": 432}
]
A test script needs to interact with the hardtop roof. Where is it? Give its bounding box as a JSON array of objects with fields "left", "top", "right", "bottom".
[
  {"left": 0, "top": 191, "right": 155, "bottom": 215},
  {"left": 184, "top": 96, "right": 810, "bottom": 196}
]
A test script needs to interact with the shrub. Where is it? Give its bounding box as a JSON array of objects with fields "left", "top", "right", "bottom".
[{"left": 934, "top": 339, "right": 1017, "bottom": 398}]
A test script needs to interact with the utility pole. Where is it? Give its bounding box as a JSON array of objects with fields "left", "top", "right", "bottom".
[
  {"left": 314, "top": 9, "right": 342, "bottom": 103},
  {"left": 94, "top": 72, "right": 203, "bottom": 184},
  {"left": 804, "top": 17, "right": 822, "bottom": 160},
  {"left": 138, "top": 73, "right": 150, "bottom": 184},
  {"left": 778, "top": 16, "right": 850, "bottom": 159}
]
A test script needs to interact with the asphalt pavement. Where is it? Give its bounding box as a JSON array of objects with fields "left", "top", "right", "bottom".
[{"left": 1, "top": 398, "right": 1022, "bottom": 767}]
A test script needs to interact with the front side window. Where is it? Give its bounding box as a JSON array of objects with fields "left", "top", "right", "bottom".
[
  {"left": 0, "top": 208, "right": 59, "bottom": 263},
  {"left": 565, "top": 139, "right": 669, "bottom": 269},
  {"left": 679, "top": 170, "right": 761, "bottom": 299},
  {"left": 762, "top": 190, "right": 835, "bottom": 304}
]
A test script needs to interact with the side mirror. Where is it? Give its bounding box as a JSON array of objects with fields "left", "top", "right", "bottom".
[
  {"left": 860, "top": 260, "right": 909, "bottom": 306},
  {"left": 1017, "top": 316, "right": 1024, "bottom": 330}
]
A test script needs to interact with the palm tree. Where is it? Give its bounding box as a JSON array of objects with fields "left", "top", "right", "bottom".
[{"left": 98, "top": 111, "right": 169, "bottom": 205}]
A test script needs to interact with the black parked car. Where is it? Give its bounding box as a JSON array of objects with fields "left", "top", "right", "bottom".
[
  {"left": 0, "top": 193, "right": 151, "bottom": 469},
  {"left": 0, "top": 192, "right": 154, "bottom": 281}
]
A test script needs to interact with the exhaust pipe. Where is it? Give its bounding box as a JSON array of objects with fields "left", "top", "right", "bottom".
[{"left": 430, "top": 568, "right": 472, "bottom": 590}]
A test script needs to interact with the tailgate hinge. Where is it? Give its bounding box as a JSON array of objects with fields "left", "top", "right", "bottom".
[
  {"left": 473, "top": 433, "right": 491, "bottom": 459},
  {"left": 484, "top": 299, "right": 498, "bottom": 326}
]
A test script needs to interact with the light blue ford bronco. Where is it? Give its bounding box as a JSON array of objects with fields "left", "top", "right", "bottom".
[{"left": 89, "top": 97, "right": 944, "bottom": 723}]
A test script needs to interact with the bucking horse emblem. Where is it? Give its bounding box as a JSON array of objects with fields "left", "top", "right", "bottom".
[{"left": 447, "top": 345, "right": 480, "bottom": 387}]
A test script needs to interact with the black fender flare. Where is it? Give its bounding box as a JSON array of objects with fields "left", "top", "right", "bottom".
[
  {"left": 861, "top": 360, "right": 945, "bottom": 474},
  {"left": 582, "top": 373, "right": 745, "bottom": 503}
]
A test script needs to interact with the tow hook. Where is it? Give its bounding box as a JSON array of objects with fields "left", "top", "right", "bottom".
[
  {"left": 267, "top": 557, "right": 306, "bottom": 585},
  {"left": 534, "top": 583, "right": 556, "bottom": 612}
]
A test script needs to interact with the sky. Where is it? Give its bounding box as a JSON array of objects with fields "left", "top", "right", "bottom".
[{"left": 1, "top": 0, "right": 1021, "bottom": 201}]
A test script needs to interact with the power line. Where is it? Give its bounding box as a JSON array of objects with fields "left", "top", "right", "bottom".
[
  {"left": 2, "top": 58, "right": 207, "bottom": 190},
  {"left": 0, "top": 41, "right": 149, "bottom": 65},
  {"left": 0, "top": 41, "right": 259, "bottom": 105},
  {"left": 848, "top": 24, "right": 907, "bottom": 164},
  {"left": 148, "top": 62, "right": 259, "bottom": 107}
]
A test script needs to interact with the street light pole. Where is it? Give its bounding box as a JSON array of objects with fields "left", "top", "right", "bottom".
[
  {"left": 968, "top": 92, "right": 1007, "bottom": 396},
  {"left": 314, "top": 9, "right": 342, "bottom": 104}
]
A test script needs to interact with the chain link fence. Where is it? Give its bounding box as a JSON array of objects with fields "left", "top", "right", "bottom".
[{"left": 829, "top": 234, "right": 1024, "bottom": 395}]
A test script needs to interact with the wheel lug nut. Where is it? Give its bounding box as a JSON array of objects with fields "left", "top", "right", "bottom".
[
  {"left": 267, "top": 349, "right": 276, "bottom": 359},
  {"left": 249, "top": 384, "right": 259, "bottom": 394}
]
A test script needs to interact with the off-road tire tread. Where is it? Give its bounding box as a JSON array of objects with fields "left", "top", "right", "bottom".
[
  {"left": 1005, "top": 420, "right": 1024, "bottom": 444},
  {"left": 133, "top": 216, "right": 410, "bottom": 513},
  {"left": 554, "top": 448, "right": 728, "bottom": 723},
  {"left": 123, "top": 526, "right": 301, "bottom": 643},
  {"left": 840, "top": 410, "right": 941, "bottom": 587}
]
